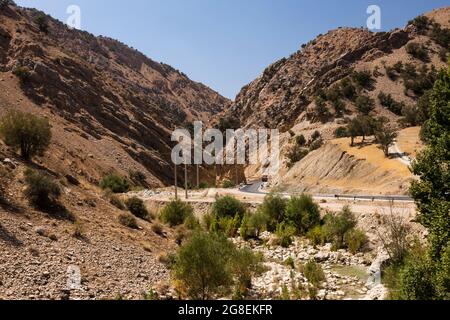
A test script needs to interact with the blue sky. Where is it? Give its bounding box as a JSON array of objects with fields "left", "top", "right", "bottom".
[{"left": 15, "top": 0, "right": 449, "bottom": 98}]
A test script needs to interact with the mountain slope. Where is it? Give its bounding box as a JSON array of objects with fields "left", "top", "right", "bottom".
[{"left": 0, "top": 2, "right": 229, "bottom": 187}]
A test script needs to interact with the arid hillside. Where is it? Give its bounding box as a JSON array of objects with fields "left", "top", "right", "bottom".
[
  {"left": 233, "top": 7, "right": 449, "bottom": 194},
  {"left": 0, "top": 1, "right": 230, "bottom": 187}
]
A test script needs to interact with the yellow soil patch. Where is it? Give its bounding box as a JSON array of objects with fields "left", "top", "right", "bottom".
[
  {"left": 397, "top": 127, "right": 424, "bottom": 159},
  {"left": 331, "top": 138, "right": 412, "bottom": 177}
]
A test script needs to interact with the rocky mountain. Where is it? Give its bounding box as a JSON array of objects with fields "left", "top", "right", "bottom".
[
  {"left": 229, "top": 7, "right": 449, "bottom": 133},
  {"left": 0, "top": 1, "right": 229, "bottom": 187},
  {"left": 231, "top": 7, "right": 449, "bottom": 194}
]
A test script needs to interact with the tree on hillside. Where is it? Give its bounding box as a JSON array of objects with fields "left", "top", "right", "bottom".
[
  {"left": 404, "top": 63, "right": 450, "bottom": 300},
  {"left": 374, "top": 124, "right": 398, "bottom": 157},
  {"left": 0, "top": 111, "right": 52, "bottom": 161}
]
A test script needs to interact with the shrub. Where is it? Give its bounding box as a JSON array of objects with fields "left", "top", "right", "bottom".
[
  {"left": 184, "top": 214, "right": 200, "bottom": 230},
  {"left": 314, "top": 97, "right": 330, "bottom": 119},
  {"left": 309, "top": 138, "right": 323, "bottom": 152},
  {"left": 211, "top": 214, "right": 241, "bottom": 237},
  {"left": 160, "top": 199, "right": 193, "bottom": 227},
  {"left": 344, "top": 229, "right": 368, "bottom": 254},
  {"left": 296, "top": 134, "right": 306, "bottom": 146},
  {"left": 378, "top": 92, "right": 404, "bottom": 115},
  {"left": 408, "top": 16, "right": 430, "bottom": 33},
  {"left": 340, "top": 78, "right": 356, "bottom": 100},
  {"left": 286, "top": 145, "right": 309, "bottom": 167},
  {"left": 110, "top": 195, "right": 125, "bottom": 210},
  {"left": 258, "top": 194, "right": 287, "bottom": 232},
  {"left": 35, "top": 14, "right": 49, "bottom": 33},
  {"left": 303, "top": 260, "right": 326, "bottom": 287},
  {"left": 172, "top": 232, "right": 235, "bottom": 300},
  {"left": 355, "top": 95, "right": 375, "bottom": 115},
  {"left": 126, "top": 197, "right": 149, "bottom": 219},
  {"left": 323, "top": 206, "right": 357, "bottom": 250},
  {"left": 275, "top": 222, "right": 296, "bottom": 248},
  {"left": 24, "top": 169, "right": 61, "bottom": 209},
  {"left": 221, "top": 179, "right": 235, "bottom": 189},
  {"left": 334, "top": 126, "right": 348, "bottom": 138},
  {"left": 100, "top": 174, "right": 130, "bottom": 193},
  {"left": 285, "top": 194, "right": 321, "bottom": 235},
  {"left": 307, "top": 225, "right": 326, "bottom": 246},
  {"left": 430, "top": 23, "right": 450, "bottom": 48},
  {"left": 311, "top": 130, "right": 321, "bottom": 141},
  {"left": 406, "top": 42, "right": 429, "bottom": 62},
  {"left": 399, "top": 254, "right": 436, "bottom": 300},
  {"left": 229, "top": 248, "right": 264, "bottom": 294},
  {"left": 0, "top": 110, "right": 51, "bottom": 160},
  {"left": 12, "top": 66, "right": 31, "bottom": 82},
  {"left": 129, "top": 170, "right": 147, "bottom": 187},
  {"left": 152, "top": 222, "right": 165, "bottom": 236},
  {"left": 118, "top": 213, "right": 138, "bottom": 229},
  {"left": 212, "top": 196, "right": 246, "bottom": 220},
  {"left": 352, "top": 70, "right": 374, "bottom": 89}
]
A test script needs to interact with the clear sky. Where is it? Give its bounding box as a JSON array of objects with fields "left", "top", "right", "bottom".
[{"left": 14, "top": 0, "right": 449, "bottom": 99}]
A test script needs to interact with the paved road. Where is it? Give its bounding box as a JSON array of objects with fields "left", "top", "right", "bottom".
[{"left": 240, "top": 181, "right": 414, "bottom": 202}]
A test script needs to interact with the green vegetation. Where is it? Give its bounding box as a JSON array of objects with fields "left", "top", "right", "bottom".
[
  {"left": 160, "top": 199, "right": 194, "bottom": 227},
  {"left": 378, "top": 92, "right": 405, "bottom": 115},
  {"left": 212, "top": 196, "right": 246, "bottom": 220},
  {"left": 322, "top": 206, "right": 358, "bottom": 251},
  {"left": 406, "top": 42, "right": 429, "bottom": 62},
  {"left": 12, "top": 65, "right": 31, "bottom": 83},
  {"left": 35, "top": 13, "right": 49, "bottom": 33},
  {"left": 355, "top": 95, "right": 375, "bottom": 115},
  {"left": 286, "top": 144, "right": 309, "bottom": 167},
  {"left": 172, "top": 231, "right": 263, "bottom": 299},
  {"left": 258, "top": 193, "right": 287, "bottom": 232},
  {"left": 352, "top": 70, "right": 374, "bottom": 90},
  {"left": 384, "top": 63, "right": 450, "bottom": 300},
  {"left": 118, "top": 213, "right": 138, "bottom": 229},
  {"left": 126, "top": 197, "right": 149, "bottom": 219},
  {"left": 109, "top": 194, "right": 125, "bottom": 210},
  {"left": 23, "top": 169, "right": 61, "bottom": 210},
  {"left": 285, "top": 194, "right": 321, "bottom": 235},
  {"left": 275, "top": 222, "right": 296, "bottom": 248},
  {"left": 0, "top": 110, "right": 51, "bottom": 160},
  {"left": 100, "top": 173, "right": 130, "bottom": 193},
  {"left": 344, "top": 229, "right": 368, "bottom": 254}
]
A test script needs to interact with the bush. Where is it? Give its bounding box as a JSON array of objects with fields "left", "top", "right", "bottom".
[
  {"left": 406, "top": 42, "right": 429, "bottom": 62},
  {"left": 221, "top": 180, "right": 235, "bottom": 189},
  {"left": 352, "top": 70, "right": 374, "bottom": 89},
  {"left": 100, "top": 174, "right": 130, "bottom": 193},
  {"left": 323, "top": 206, "right": 357, "bottom": 250},
  {"left": 160, "top": 199, "right": 193, "bottom": 227},
  {"left": 212, "top": 196, "right": 246, "bottom": 220},
  {"left": 340, "top": 78, "right": 356, "bottom": 100},
  {"left": 408, "top": 16, "right": 430, "bottom": 33},
  {"left": 431, "top": 23, "right": 450, "bottom": 48},
  {"left": 110, "top": 195, "right": 125, "bottom": 210},
  {"left": 24, "top": 169, "right": 61, "bottom": 209},
  {"left": 118, "top": 213, "right": 138, "bottom": 229},
  {"left": 172, "top": 232, "right": 233, "bottom": 299},
  {"left": 355, "top": 95, "right": 375, "bottom": 115},
  {"left": 0, "top": 110, "right": 51, "bottom": 160},
  {"left": 126, "top": 197, "right": 149, "bottom": 219},
  {"left": 309, "top": 138, "right": 323, "bottom": 152},
  {"left": 229, "top": 248, "right": 264, "bottom": 294},
  {"left": 275, "top": 222, "right": 296, "bottom": 248},
  {"left": 285, "top": 194, "right": 321, "bottom": 235},
  {"left": 258, "top": 194, "right": 287, "bottom": 232},
  {"left": 211, "top": 214, "right": 241, "bottom": 237},
  {"left": 129, "top": 170, "right": 147, "bottom": 187},
  {"left": 296, "top": 134, "right": 306, "bottom": 146},
  {"left": 307, "top": 225, "right": 326, "bottom": 246},
  {"left": 399, "top": 254, "right": 436, "bottom": 300},
  {"left": 378, "top": 92, "right": 405, "bottom": 115},
  {"left": 35, "top": 14, "right": 49, "bottom": 33},
  {"left": 311, "top": 131, "right": 321, "bottom": 141},
  {"left": 303, "top": 260, "right": 326, "bottom": 287},
  {"left": 286, "top": 145, "right": 309, "bottom": 167},
  {"left": 344, "top": 229, "right": 368, "bottom": 254},
  {"left": 334, "top": 126, "right": 348, "bottom": 138},
  {"left": 12, "top": 66, "right": 31, "bottom": 82}
]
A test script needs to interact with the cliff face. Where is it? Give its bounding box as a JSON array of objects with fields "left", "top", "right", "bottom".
[{"left": 0, "top": 2, "right": 230, "bottom": 186}]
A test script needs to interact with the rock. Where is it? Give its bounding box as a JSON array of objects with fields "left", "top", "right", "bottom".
[
  {"left": 3, "top": 158, "right": 16, "bottom": 169},
  {"left": 314, "top": 251, "right": 330, "bottom": 262}
]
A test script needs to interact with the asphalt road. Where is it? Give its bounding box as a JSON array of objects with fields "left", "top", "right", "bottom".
[{"left": 239, "top": 181, "right": 414, "bottom": 202}]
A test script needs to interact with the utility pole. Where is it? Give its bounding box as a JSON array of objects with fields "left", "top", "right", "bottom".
[
  {"left": 196, "top": 164, "right": 200, "bottom": 189},
  {"left": 174, "top": 163, "right": 178, "bottom": 200},
  {"left": 184, "top": 163, "right": 188, "bottom": 199}
]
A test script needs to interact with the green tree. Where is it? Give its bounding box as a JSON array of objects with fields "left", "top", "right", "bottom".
[
  {"left": 24, "top": 169, "right": 61, "bottom": 210},
  {"left": 410, "top": 64, "right": 450, "bottom": 261},
  {"left": 355, "top": 95, "right": 375, "bottom": 115},
  {"left": 160, "top": 199, "right": 194, "bottom": 227},
  {"left": 212, "top": 196, "right": 246, "bottom": 220},
  {"left": 0, "top": 111, "right": 51, "bottom": 160},
  {"left": 374, "top": 124, "right": 398, "bottom": 157},
  {"left": 258, "top": 193, "right": 287, "bottom": 232},
  {"left": 285, "top": 194, "right": 321, "bottom": 235},
  {"left": 173, "top": 232, "right": 234, "bottom": 300}
]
